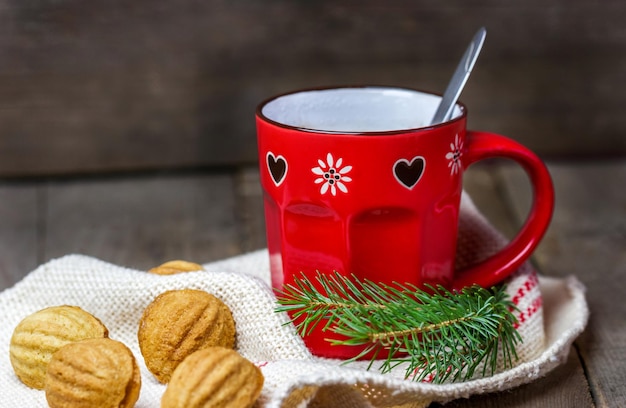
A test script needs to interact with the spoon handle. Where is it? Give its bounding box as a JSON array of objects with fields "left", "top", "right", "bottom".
[{"left": 431, "top": 27, "right": 487, "bottom": 125}]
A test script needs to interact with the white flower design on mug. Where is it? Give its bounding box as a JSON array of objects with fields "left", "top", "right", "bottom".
[
  {"left": 445, "top": 134, "right": 464, "bottom": 175},
  {"left": 312, "top": 153, "right": 353, "bottom": 196}
]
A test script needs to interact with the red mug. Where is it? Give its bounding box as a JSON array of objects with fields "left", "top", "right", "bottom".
[{"left": 256, "top": 86, "right": 554, "bottom": 359}]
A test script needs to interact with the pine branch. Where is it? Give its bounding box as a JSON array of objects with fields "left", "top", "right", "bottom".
[{"left": 275, "top": 272, "right": 522, "bottom": 383}]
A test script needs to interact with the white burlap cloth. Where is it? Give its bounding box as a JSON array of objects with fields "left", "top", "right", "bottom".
[{"left": 0, "top": 193, "right": 588, "bottom": 408}]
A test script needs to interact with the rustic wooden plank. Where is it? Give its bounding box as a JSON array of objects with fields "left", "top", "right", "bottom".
[
  {"left": 0, "top": 1, "right": 624, "bottom": 176},
  {"left": 0, "top": 183, "right": 40, "bottom": 290},
  {"left": 42, "top": 173, "right": 242, "bottom": 270},
  {"left": 234, "top": 167, "right": 267, "bottom": 253},
  {"left": 499, "top": 160, "right": 626, "bottom": 406}
]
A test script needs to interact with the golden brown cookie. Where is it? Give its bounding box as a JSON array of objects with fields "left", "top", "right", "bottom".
[
  {"left": 148, "top": 260, "right": 205, "bottom": 275},
  {"left": 9, "top": 305, "right": 109, "bottom": 389},
  {"left": 45, "top": 338, "right": 141, "bottom": 408},
  {"left": 138, "top": 289, "right": 236, "bottom": 383},
  {"left": 161, "top": 347, "right": 264, "bottom": 408}
]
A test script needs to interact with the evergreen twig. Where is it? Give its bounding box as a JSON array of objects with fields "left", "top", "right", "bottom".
[{"left": 276, "top": 272, "right": 522, "bottom": 383}]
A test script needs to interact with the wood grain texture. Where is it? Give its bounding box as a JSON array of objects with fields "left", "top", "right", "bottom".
[
  {"left": 1, "top": 1, "right": 624, "bottom": 176},
  {"left": 499, "top": 160, "right": 626, "bottom": 406},
  {"left": 42, "top": 173, "right": 242, "bottom": 269},
  {"left": 0, "top": 183, "right": 40, "bottom": 289},
  {"left": 234, "top": 166, "right": 266, "bottom": 252}
]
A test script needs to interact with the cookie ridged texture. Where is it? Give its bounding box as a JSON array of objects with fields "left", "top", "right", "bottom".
[
  {"left": 161, "top": 347, "right": 264, "bottom": 408},
  {"left": 148, "top": 260, "right": 205, "bottom": 275},
  {"left": 45, "top": 338, "right": 141, "bottom": 408},
  {"left": 138, "top": 289, "right": 236, "bottom": 383},
  {"left": 9, "top": 305, "right": 109, "bottom": 389}
]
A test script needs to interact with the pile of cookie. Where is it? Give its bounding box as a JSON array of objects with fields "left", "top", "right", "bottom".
[{"left": 8, "top": 260, "right": 264, "bottom": 408}]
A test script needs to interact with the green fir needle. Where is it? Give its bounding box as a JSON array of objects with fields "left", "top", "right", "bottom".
[{"left": 275, "top": 272, "right": 522, "bottom": 384}]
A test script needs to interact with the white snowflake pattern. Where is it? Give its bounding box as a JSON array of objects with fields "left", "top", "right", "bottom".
[
  {"left": 311, "top": 153, "right": 353, "bottom": 196},
  {"left": 445, "top": 134, "right": 464, "bottom": 175}
]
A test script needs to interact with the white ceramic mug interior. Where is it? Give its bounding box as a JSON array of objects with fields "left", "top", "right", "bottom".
[{"left": 260, "top": 87, "right": 463, "bottom": 133}]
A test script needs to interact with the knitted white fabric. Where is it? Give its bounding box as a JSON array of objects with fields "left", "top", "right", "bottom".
[{"left": 0, "top": 193, "right": 588, "bottom": 408}]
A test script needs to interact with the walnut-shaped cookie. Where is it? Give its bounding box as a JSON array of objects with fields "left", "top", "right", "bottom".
[
  {"left": 45, "top": 338, "right": 141, "bottom": 408},
  {"left": 148, "top": 260, "right": 205, "bottom": 275},
  {"left": 138, "top": 289, "right": 236, "bottom": 383},
  {"left": 161, "top": 347, "right": 264, "bottom": 408},
  {"left": 9, "top": 305, "right": 109, "bottom": 389}
]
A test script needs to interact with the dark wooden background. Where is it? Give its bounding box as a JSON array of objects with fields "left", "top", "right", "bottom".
[{"left": 1, "top": 0, "right": 624, "bottom": 177}]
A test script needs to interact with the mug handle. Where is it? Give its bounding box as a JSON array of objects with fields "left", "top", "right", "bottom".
[{"left": 452, "top": 130, "right": 555, "bottom": 290}]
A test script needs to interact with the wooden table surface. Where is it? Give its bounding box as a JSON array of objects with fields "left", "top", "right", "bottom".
[{"left": 1, "top": 159, "right": 623, "bottom": 407}]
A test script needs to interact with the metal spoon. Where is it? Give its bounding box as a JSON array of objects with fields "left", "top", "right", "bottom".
[{"left": 430, "top": 27, "right": 486, "bottom": 125}]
